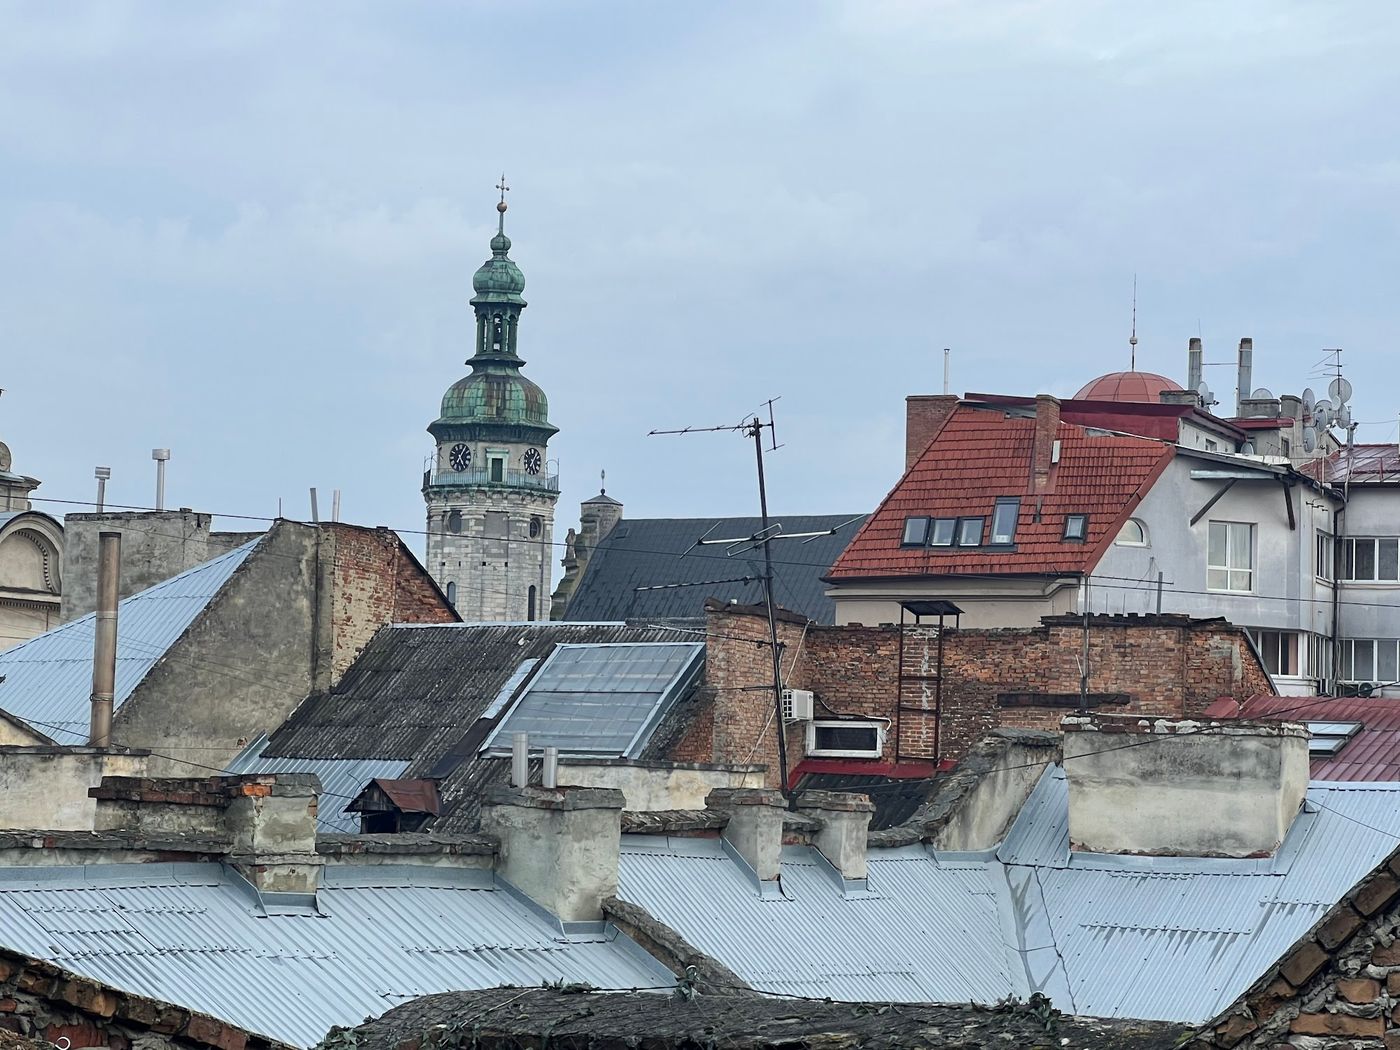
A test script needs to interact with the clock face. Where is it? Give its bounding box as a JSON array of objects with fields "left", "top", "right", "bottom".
[
  {"left": 523, "top": 447, "right": 542, "bottom": 475},
  {"left": 448, "top": 443, "right": 471, "bottom": 472}
]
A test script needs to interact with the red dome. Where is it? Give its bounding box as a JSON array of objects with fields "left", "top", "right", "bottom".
[{"left": 1073, "top": 370, "right": 1184, "bottom": 403}]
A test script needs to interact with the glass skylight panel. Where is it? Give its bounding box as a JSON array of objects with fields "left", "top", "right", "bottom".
[{"left": 487, "top": 642, "right": 704, "bottom": 757}]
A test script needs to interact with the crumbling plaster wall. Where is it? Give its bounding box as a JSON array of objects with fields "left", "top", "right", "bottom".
[
  {"left": 558, "top": 760, "right": 765, "bottom": 810},
  {"left": 0, "top": 749, "right": 147, "bottom": 831}
]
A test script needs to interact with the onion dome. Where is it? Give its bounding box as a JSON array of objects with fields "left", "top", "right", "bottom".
[{"left": 470, "top": 199, "right": 526, "bottom": 305}]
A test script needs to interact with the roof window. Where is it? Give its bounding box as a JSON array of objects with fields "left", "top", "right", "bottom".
[
  {"left": 1063, "top": 514, "right": 1088, "bottom": 542},
  {"left": 901, "top": 517, "right": 930, "bottom": 547},
  {"left": 930, "top": 518, "right": 956, "bottom": 547},
  {"left": 1306, "top": 720, "right": 1361, "bottom": 757},
  {"left": 990, "top": 499, "right": 1021, "bottom": 546},
  {"left": 957, "top": 517, "right": 984, "bottom": 547}
]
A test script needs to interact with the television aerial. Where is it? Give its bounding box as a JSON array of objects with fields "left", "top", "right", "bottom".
[
  {"left": 1302, "top": 426, "right": 1318, "bottom": 454},
  {"left": 1329, "top": 376, "right": 1354, "bottom": 405}
]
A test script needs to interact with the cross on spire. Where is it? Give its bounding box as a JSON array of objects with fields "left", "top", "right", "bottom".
[
  {"left": 494, "top": 173, "right": 510, "bottom": 235},
  {"left": 496, "top": 173, "right": 510, "bottom": 203}
]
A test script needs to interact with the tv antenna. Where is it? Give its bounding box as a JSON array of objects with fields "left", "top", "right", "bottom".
[
  {"left": 649, "top": 398, "right": 859, "bottom": 803},
  {"left": 1129, "top": 274, "right": 1138, "bottom": 370}
]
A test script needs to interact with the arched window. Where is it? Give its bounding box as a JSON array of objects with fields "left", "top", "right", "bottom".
[
  {"left": 527, "top": 585, "right": 537, "bottom": 621},
  {"left": 529, "top": 516, "right": 542, "bottom": 538},
  {"left": 1115, "top": 518, "right": 1148, "bottom": 546},
  {"left": 492, "top": 314, "right": 503, "bottom": 351},
  {"left": 445, "top": 581, "right": 457, "bottom": 606},
  {"left": 447, "top": 510, "right": 462, "bottom": 534}
]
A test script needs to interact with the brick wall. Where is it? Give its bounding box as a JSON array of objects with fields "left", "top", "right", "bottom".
[
  {"left": 326, "top": 525, "right": 458, "bottom": 680},
  {"left": 693, "top": 607, "right": 1275, "bottom": 778},
  {"left": 1196, "top": 849, "right": 1400, "bottom": 1048}
]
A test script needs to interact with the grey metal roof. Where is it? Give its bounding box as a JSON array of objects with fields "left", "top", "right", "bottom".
[
  {"left": 616, "top": 769, "right": 1400, "bottom": 1023},
  {"left": 224, "top": 735, "right": 410, "bottom": 833},
  {"left": 561, "top": 515, "right": 866, "bottom": 624},
  {"left": 0, "top": 538, "right": 261, "bottom": 743},
  {"left": 483, "top": 642, "right": 705, "bottom": 757},
  {"left": 0, "top": 863, "right": 669, "bottom": 1048}
]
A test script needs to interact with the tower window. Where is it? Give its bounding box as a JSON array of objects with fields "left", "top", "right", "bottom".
[
  {"left": 447, "top": 510, "right": 462, "bottom": 534},
  {"left": 527, "top": 585, "right": 537, "bottom": 621},
  {"left": 490, "top": 457, "right": 505, "bottom": 483},
  {"left": 492, "top": 314, "right": 503, "bottom": 350},
  {"left": 445, "top": 581, "right": 457, "bottom": 606},
  {"left": 529, "top": 516, "right": 542, "bottom": 538}
]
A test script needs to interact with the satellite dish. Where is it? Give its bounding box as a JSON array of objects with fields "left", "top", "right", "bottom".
[
  {"left": 1303, "top": 427, "right": 1318, "bottom": 453},
  {"left": 1336, "top": 404, "right": 1353, "bottom": 428},
  {"left": 1302, "top": 387, "right": 1316, "bottom": 415},
  {"left": 1315, "top": 399, "right": 1333, "bottom": 428},
  {"left": 1329, "top": 377, "right": 1353, "bottom": 404},
  {"left": 1241, "top": 441, "right": 1255, "bottom": 455},
  {"left": 1196, "top": 382, "right": 1215, "bottom": 406},
  {"left": 1251, "top": 387, "right": 1275, "bottom": 400}
]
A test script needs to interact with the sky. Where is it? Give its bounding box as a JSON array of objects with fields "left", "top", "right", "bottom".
[{"left": 3, "top": 1, "right": 1399, "bottom": 569}]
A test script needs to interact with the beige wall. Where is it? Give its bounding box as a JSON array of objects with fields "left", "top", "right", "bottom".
[
  {"left": 558, "top": 761, "right": 761, "bottom": 811},
  {"left": 830, "top": 577, "right": 1081, "bottom": 628},
  {"left": 0, "top": 748, "right": 148, "bottom": 831}
]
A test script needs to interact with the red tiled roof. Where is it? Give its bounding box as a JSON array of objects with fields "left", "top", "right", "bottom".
[
  {"left": 1204, "top": 695, "right": 1400, "bottom": 782},
  {"left": 828, "top": 405, "right": 1174, "bottom": 579}
]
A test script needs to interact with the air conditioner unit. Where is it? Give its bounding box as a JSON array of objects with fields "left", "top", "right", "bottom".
[
  {"left": 782, "top": 688, "right": 814, "bottom": 721},
  {"left": 1338, "top": 682, "right": 1376, "bottom": 698}
]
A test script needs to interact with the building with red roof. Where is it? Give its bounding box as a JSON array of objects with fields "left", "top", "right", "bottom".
[
  {"left": 1205, "top": 694, "right": 1400, "bottom": 781},
  {"left": 1073, "top": 370, "right": 1184, "bottom": 403}
]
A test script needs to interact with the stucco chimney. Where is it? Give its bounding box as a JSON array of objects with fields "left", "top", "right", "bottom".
[
  {"left": 1031, "top": 394, "right": 1061, "bottom": 492},
  {"left": 707, "top": 787, "right": 786, "bottom": 883},
  {"left": 1061, "top": 716, "right": 1308, "bottom": 857},
  {"left": 480, "top": 784, "right": 625, "bottom": 923},
  {"left": 1187, "top": 337, "right": 1203, "bottom": 396},
  {"left": 905, "top": 395, "right": 959, "bottom": 470},
  {"left": 796, "top": 790, "right": 875, "bottom": 882},
  {"left": 1236, "top": 338, "right": 1254, "bottom": 416}
]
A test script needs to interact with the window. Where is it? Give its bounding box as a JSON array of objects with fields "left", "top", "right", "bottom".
[
  {"left": 1247, "top": 629, "right": 1298, "bottom": 676},
  {"left": 806, "top": 720, "right": 885, "bottom": 758},
  {"left": 1204, "top": 439, "right": 1218, "bottom": 452},
  {"left": 990, "top": 499, "right": 1021, "bottom": 545},
  {"left": 1207, "top": 521, "right": 1254, "bottom": 592},
  {"left": 529, "top": 516, "right": 543, "bottom": 539},
  {"left": 1115, "top": 518, "right": 1148, "bottom": 546},
  {"left": 1316, "top": 530, "right": 1335, "bottom": 582},
  {"left": 902, "top": 517, "right": 930, "bottom": 547},
  {"left": 1063, "top": 514, "right": 1088, "bottom": 542},
  {"left": 930, "top": 518, "right": 956, "bottom": 547},
  {"left": 1306, "top": 721, "right": 1361, "bottom": 757},
  {"left": 527, "top": 585, "right": 537, "bottom": 621},
  {"left": 445, "top": 581, "right": 457, "bottom": 606},
  {"left": 1342, "top": 538, "right": 1400, "bottom": 582},
  {"left": 446, "top": 510, "right": 462, "bottom": 534},
  {"left": 489, "top": 457, "right": 505, "bottom": 483},
  {"left": 1341, "top": 639, "right": 1400, "bottom": 683},
  {"left": 1308, "top": 632, "right": 1334, "bottom": 682},
  {"left": 957, "top": 517, "right": 984, "bottom": 547}
]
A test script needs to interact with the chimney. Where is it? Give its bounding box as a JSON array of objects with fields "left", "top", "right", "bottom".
[
  {"left": 1031, "top": 394, "right": 1061, "bottom": 492},
  {"left": 796, "top": 790, "right": 875, "bottom": 882},
  {"left": 1236, "top": 337, "right": 1254, "bottom": 417},
  {"left": 88, "top": 531, "right": 120, "bottom": 747},
  {"left": 1061, "top": 716, "right": 1308, "bottom": 857},
  {"left": 480, "top": 784, "right": 625, "bottom": 922},
  {"left": 905, "top": 395, "right": 959, "bottom": 470},
  {"left": 706, "top": 787, "right": 785, "bottom": 883},
  {"left": 1187, "top": 337, "right": 1203, "bottom": 397}
]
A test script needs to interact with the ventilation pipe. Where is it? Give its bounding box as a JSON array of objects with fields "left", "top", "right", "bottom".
[
  {"left": 309, "top": 487, "right": 319, "bottom": 523},
  {"left": 511, "top": 732, "right": 529, "bottom": 787},
  {"left": 89, "top": 531, "right": 121, "bottom": 747},
  {"left": 1187, "top": 338, "right": 1203, "bottom": 398},
  {"left": 94, "top": 466, "right": 111, "bottom": 514},
  {"left": 542, "top": 746, "right": 559, "bottom": 789},
  {"left": 1236, "top": 338, "right": 1254, "bottom": 417},
  {"left": 151, "top": 449, "right": 170, "bottom": 511}
]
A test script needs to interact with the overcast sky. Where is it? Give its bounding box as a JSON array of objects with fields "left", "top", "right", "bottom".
[{"left": 4, "top": 1, "right": 1398, "bottom": 564}]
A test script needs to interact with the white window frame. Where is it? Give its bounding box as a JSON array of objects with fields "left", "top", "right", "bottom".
[
  {"left": 1207, "top": 521, "right": 1255, "bottom": 593},
  {"left": 805, "top": 720, "right": 885, "bottom": 759},
  {"left": 1316, "top": 529, "right": 1335, "bottom": 583},
  {"left": 1340, "top": 638, "right": 1400, "bottom": 684},
  {"left": 1341, "top": 537, "right": 1400, "bottom": 584},
  {"left": 1247, "top": 628, "right": 1298, "bottom": 677},
  {"left": 1114, "top": 518, "right": 1148, "bottom": 547}
]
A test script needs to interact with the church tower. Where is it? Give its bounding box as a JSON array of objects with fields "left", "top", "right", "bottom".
[{"left": 423, "top": 184, "right": 558, "bottom": 621}]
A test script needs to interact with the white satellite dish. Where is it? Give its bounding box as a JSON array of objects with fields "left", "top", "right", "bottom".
[
  {"left": 1315, "top": 399, "right": 1333, "bottom": 428},
  {"left": 1302, "top": 426, "right": 1318, "bottom": 453},
  {"left": 1196, "top": 382, "right": 1215, "bottom": 406},
  {"left": 1329, "top": 376, "right": 1354, "bottom": 404},
  {"left": 1251, "top": 387, "right": 1275, "bottom": 400},
  {"left": 1336, "top": 403, "right": 1353, "bottom": 428},
  {"left": 1302, "top": 387, "right": 1316, "bottom": 416},
  {"left": 1241, "top": 440, "right": 1255, "bottom": 455}
]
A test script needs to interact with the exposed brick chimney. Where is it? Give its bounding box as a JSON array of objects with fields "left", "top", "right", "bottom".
[
  {"left": 905, "top": 395, "right": 959, "bottom": 470},
  {"left": 1031, "top": 394, "right": 1061, "bottom": 492}
]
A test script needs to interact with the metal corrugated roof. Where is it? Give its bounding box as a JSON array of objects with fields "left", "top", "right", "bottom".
[
  {"left": 561, "top": 515, "right": 865, "bottom": 624},
  {"left": 616, "top": 770, "right": 1400, "bottom": 1024},
  {"left": 224, "top": 737, "right": 410, "bottom": 833},
  {"left": 0, "top": 864, "right": 668, "bottom": 1048},
  {"left": 0, "top": 538, "right": 261, "bottom": 743}
]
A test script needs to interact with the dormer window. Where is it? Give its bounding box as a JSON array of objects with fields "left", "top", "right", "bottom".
[
  {"left": 990, "top": 499, "right": 1021, "bottom": 546},
  {"left": 1064, "top": 514, "right": 1088, "bottom": 542}
]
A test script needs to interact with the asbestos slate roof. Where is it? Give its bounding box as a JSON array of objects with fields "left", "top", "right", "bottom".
[
  {"left": 0, "top": 863, "right": 668, "bottom": 1049},
  {"left": 562, "top": 515, "right": 865, "bottom": 624},
  {"left": 828, "top": 405, "right": 1172, "bottom": 580},
  {"left": 0, "top": 538, "right": 261, "bottom": 743},
  {"left": 616, "top": 767, "right": 1400, "bottom": 1024},
  {"left": 260, "top": 622, "right": 700, "bottom": 833}
]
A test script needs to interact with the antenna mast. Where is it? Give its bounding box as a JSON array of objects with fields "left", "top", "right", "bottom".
[{"left": 1129, "top": 274, "right": 1138, "bottom": 371}]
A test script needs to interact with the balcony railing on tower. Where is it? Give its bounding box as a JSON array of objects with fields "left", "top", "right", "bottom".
[{"left": 423, "top": 467, "right": 560, "bottom": 493}]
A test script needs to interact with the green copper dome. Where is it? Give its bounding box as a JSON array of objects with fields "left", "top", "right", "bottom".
[
  {"left": 470, "top": 207, "right": 526, "bottom": 305},
  {"left": 438, "top": 368, "right": 552, "bottom": 428}
]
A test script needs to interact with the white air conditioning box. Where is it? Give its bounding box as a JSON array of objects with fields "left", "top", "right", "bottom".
[{"left": 782, "top": 688, "right": 814, "bottom": 722}]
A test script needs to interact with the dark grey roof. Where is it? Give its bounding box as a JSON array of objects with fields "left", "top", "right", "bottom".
[
  {"left": 562, "top": 514, "right": 865, "bottom": 625},
  {"left": 261, "top": 621, "right": 696, "bottom": 832},
  {"left": 794, "top": 772, "right": 938, "bottom": 831}
]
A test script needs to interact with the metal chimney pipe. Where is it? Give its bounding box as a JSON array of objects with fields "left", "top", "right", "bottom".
[
  {"left": 542, "top": 746, "right": 559, "bottom": 789},
  {"left": 151, "top": 449, "right": 171, "bottom": 511},
  {"left": 309, "top": 487, "right": 319, "bottom": 523},
  {"left": 511, "top": 732, "right": 529, "bottom": 787},
  {"left": 1187, "top": 337, "right": 1203, "bottom": 396},
  {"left": 1236, "top": 337, "right": 1254, "bottom": 417},
  {"left": 89, "top": 531, "right": 121, "bottom": 747},
  {"left": 94, "top": 466, "right": 111, "bottom": 513},
  {"left": 332, "top": 489, "right": 341, "bottom": 523}
]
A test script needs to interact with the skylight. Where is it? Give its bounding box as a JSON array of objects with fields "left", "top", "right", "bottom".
[
  {"left": 1306, "top": 720, "right": 1362, "bottom": 757},
  {"left": 484, "top": 642, "right": 705, "bottom": 757}
]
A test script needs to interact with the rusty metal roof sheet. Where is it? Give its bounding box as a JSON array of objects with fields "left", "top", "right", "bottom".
[
  {"left": 0, "top": 863, "right": 668, "bottom": 1048},
  {"left": 0, "top": 538, "right": 262, "bottom": 743},
  {"left": 1207, "top": 694, "right": 1400, "bottom": 781}
]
